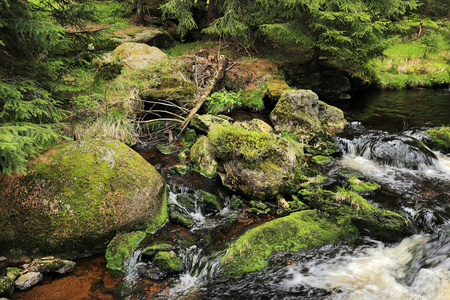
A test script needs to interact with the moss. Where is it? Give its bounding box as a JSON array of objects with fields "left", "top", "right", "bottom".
[
  {"left": 209, "top": 123, "right": 282, "bottom": 161},
  {"left": 311, "top": 155, "right": 332, "bottom": 165},
  {"left": 264, "top": 79, "right": 291, "bottom": 100},
  {"left": 198, "top": 190, "right": 224, "bottom": 214},
  {"left": 142, "top": 243, "right": 173, "bottom": 257},
  {"left": 153, "top": 251, "right": 182, "bottom": 273},
  {"left": 105, "top": 231, "right": 147, "bottom": 276},
  {"left": 190, "top": 136, "right": 218, "bottom": 178},
  {"left": 169, "top": 210, "right": 195, "bottom": 228},
  {"left": 0, "top": 276, "right": 13, "bottom": 298},
  {"left": 0, "top": 139, "right": 168, "bottom": 258},
  {"left": 156, "top": 143, "right": 178, "bottom": 155},
  {"left": 172, "top": 164, "right": 190, "bottom": 175},
  {"left": 221, "top": 210, "right": 358, "bottom": 278},
  {"left": 144, "top": 184, "right": 168, "bottom": 234},
  {"left": 299, "top": 187, "right": 412, "bottom": 241},
  {"left": 348, "top": 177, "right": 379, "bottom": 193},
  {"left": 6, "top": 267, "right": 20, "bottom": 282},
  {"left": 426, "top": 126, "right": 450, "bottom": 153},
  {"left": 181, "top": 129, "right": 198, "bottom": 148}
]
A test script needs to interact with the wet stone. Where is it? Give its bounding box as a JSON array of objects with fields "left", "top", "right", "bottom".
[{"left": 15, "top": 272, "right": 43, "bottom": 290}]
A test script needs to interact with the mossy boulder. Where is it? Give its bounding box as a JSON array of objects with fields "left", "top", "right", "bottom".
[
  {"left": 0, "top": 277, "right": 13, "bottom": 298},
  {"left": 299, "top": 188, "right": 413, "bottom": 241},
  {"left": 209, "top": 123, "right": 306, "bottom": 200},
  {"left": 105, "top": 231, "right": 147, "bottom": 276},
  {"left": 220, "top": 210, "right": 358, "bottom": 278},
  {"left": 270, "top": 90, "right": 345, "bottom": 155},
  {"left": 311, "top": 155, "right": 332, "bottom": 165},
  {"left": 142, "top": 243, "right": 173, "bottom": 257},
  {"left": 190, "top": 114, "right": 230, "bottom": 134},
  {"left": 0, "top": 139, "right": 168, "bottom": 258},
  {"left": 348, "top": 177, "right": 379, "bottom": 193},
  {"left": 6, "top": 268, "right": 20, "bottom": 282},
  {"left": 190, "top": 136, "right": 218, "bottom": 178},
  {"left": 425, "top": 126, "right": 450, "bottom": 153},
  {"left": 153, "top": 251, "right": 182, "bottom": 273},
  {"left": 197, "top": 190, "right": 224, "bottom": 214},
  {"left": 113, "top": 42, "right": 167, "bottom": 69},
  {"left": 265, "top": 79, "right": 291, "bottom": 101}
]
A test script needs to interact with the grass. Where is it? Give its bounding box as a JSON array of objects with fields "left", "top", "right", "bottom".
[{"left": 368, "top": 21, "right": 450, "bottom": 89}]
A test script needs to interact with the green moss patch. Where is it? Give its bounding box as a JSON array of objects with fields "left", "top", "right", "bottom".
[
  {"left": 311, "top": 155, "right": 332, "bottom": 165},
  {"left": 426, "top": 126, "right": 450, "bottom": 153},
  {"left": 221, "top": 210, "right": 358, "bottom": 278},
  {"left": 105, "top": 231, "right": 147, "bottom": 276},
  {"left": 153, "top": 251, "right": 182, "bottom": 273}
]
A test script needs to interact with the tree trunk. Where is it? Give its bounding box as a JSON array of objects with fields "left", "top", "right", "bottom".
[
  {"left": 207, "top": 0, "right": 221, "bottom": 25},
  {"left": 310, "top": 46, "right": 321, "bottom": 71},
  {"left": 136, "top": 0, "right": 145, "bottom": 26}
]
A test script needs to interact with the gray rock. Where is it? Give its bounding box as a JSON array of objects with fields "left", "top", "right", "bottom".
[
  {"left": 15, "top": 272, "right": 43, "bottom": 290},
  {"left": 190, "top": 114, "right": 230, "bottom": 134},
  {"left": 190, "top": 136, "right": 218, "bottom": 178},
  {"left": 134, "top": 30, "right": 175, "bottom": 49}
]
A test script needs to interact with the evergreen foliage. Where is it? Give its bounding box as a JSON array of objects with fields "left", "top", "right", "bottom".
[
  {"left": 0, "top": 0, "right": 94, "bottom": 175},
  {"left": 162, "top": 0, "right": 419, "bottom": 67}
]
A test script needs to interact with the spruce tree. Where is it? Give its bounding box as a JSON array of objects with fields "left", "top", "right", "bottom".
[{"left": 0, "top": 0, "right": 93, "bottom": 175}]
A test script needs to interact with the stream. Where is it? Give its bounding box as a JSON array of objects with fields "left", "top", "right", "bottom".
[{"left": 13, "top": 88, "right": 450, "bottom": 299}]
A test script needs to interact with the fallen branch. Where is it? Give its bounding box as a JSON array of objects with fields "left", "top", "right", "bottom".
[
  {"left": 179, "top": 55, "right": 228, "bottom": 134},
  {"left": 133, "top": 118, "right": 184, "bottom": 124}
]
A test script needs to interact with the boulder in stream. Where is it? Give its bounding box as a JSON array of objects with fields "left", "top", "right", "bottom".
[
  {"left": 190, "top": 136, "right": 218, "bottom": 178},
  {"left": 270, "top": 89, "right": 346, "bottom": 155},
  {"left": 0, "top": 139, "right": 168, "bottom": 258},
  {"left": 220, "top": 210, "right": 358, "bottom": 278},
  {"left": 209, "top": 123, "right": 306, "bottom": 200},
  {"left": 105, "top": 231, "right": 147, "bottom": 276},
  {"left": 14, "top": 272, "right": 43, "bottom": 291},
  {"left": 299, "top": 188, "right": 413, "bottom": 241}
]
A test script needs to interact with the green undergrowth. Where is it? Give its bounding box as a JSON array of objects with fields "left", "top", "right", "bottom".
[
  {"left": 367, "top": 22, "right": 450, "bottom": 89},
  {"left": 206, "top": 89, "right": 266, "bottom": 115}
]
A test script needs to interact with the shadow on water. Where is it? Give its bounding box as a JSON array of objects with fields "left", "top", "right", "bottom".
[{"left": 334, "top": 89, "right": 450, "bottom": 132}]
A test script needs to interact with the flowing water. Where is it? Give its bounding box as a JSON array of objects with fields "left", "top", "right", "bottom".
[{"left": 12, "top": 89, "right": 450, "bottom": 299}]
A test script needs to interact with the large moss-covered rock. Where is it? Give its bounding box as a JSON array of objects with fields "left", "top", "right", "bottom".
[
  {"left": 0, "top": 139, "right": 167, "bottom": 258},
  {"left": 153, "top": 251, "right": 182, "bottom": 273},
  {"left": 190, "top": 136, "right": 218, "bottom": 178},
  {"left": 220, "top": 210, "right": 358, "bottom": 278},
  {"left": 209, "top": 123, "right": 306, "bottom": 200},
  {"left": 270, "top": 90, "right": 346, "bottom": 155},
  {"left": 105, "top": 231, "right": 147, "bottom": 276},
  {"left": 299, "top": 188, "right": 413, "bottom": 241}
]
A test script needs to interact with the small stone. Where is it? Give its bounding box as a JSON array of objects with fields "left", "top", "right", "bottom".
[
  {"left": 277, "top": 197, "right": 290, "bottom": 209},
  {"left": 172, "top": 164, "right": 189, "bottom": 175},
  {"left": 15, "top": 272, "right": 43, "bottom": 290}
]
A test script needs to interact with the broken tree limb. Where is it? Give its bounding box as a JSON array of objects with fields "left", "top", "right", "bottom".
[{"left": 179, "top": 55, "right": 228, "bottom": 134}]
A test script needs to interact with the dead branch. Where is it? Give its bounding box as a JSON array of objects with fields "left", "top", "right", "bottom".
[
  {"left": 134, "top": 118, "right": 184, "bottom": 124},
  {"left": 179, "top": 55, "right": 228, "bottom": 134}
]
